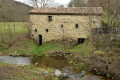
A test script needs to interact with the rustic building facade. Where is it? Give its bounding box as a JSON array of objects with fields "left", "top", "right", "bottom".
[{"left": 29, "top": 7, "right": 102, "bottom": 45}]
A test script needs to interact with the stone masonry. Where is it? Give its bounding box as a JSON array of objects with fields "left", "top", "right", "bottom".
[{"left": 29, "top": 7, "right": 102, "bottom": 44}]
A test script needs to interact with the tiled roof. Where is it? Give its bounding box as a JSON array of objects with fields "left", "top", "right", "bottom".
[{"left": 29, "top": 7, "right": 102, "bottom": 15}]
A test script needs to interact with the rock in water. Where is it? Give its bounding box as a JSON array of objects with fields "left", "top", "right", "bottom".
[
  {"left": 63, "top": 73, "right": 68, "bottom": 78},
  {"left": 9, "top": 53, "right": 13, "bottom": 56},
  {"left": 55, "top": 70, "right": 62, "bottom": 77},
  {"left": 81, "top": 70, "right": 86, "bottom": 76}
]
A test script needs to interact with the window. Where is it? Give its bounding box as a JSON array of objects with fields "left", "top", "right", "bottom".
[
  {"left": 46, "top": 29, "right": 49, "bottom": 32},
  {"left": 48, "top": 16, "right": 52, "bottom": 22},
  {"left": 75, "top": 24, "right": 79, "bottom": 28},
  {"left": 35, "top": 29, "right": 37, "bottom": 32}
]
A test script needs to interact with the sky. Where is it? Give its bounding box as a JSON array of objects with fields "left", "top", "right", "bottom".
[{"left": 15, "top": 0, "right": 70, "bottom": 5}]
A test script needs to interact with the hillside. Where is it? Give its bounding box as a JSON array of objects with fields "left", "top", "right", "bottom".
[{"left": 0, "top": 0, "right": 33, "bottom": 22}]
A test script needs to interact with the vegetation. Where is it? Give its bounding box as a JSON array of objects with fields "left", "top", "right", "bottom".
[
  {"left": 68, "top": 43, "right": 92, "bottom": 57},
  {"left": 68, "top": 0, "right": 120, "bottom": 26},
  {"left": 0, "top": 22, "right": 28, "bottom": 33},
  {"left": 0, "top": 23, "right": 91, "bottom": 56},
  {"left": 0, "top": 0, "right": 120, "bottom": 79},
  {"left": 32, "top": 41, "right": 63, "bottom": 56},
  {"left": 0, "top": 42, "right": 9, "bottom": 51},
  {"left": 0, "top": 0, "right": 33, "bottom": 22},
  {"left": 0, "top": 22, "right": 28, "bottom": 43},
  {"left": 0, "top": 63, "right": 56, "bottom": 80}
]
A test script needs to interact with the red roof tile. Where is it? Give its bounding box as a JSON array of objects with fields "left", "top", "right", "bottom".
[{"left": 29, "top": 7, "right": 102, "bottom": 15}]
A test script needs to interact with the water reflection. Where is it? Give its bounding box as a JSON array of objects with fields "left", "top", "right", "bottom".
[
  {"left": 31, "top": 56, "right": 71, "bottom": 69},
  {"left": 0, "top": 56, "right": 31, "bottom": 65}
]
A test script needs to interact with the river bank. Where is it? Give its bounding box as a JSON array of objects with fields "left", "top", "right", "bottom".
[
  {"left": 0, "top": 55, "right": 110, "bottom": 80},
  {"left": 0, "top": 38, "right": 119, "bottom": 80}
]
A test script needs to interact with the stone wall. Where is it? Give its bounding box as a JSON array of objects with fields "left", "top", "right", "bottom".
[{"left": 30, "top": 14, "right": 102, "bottom": 43}]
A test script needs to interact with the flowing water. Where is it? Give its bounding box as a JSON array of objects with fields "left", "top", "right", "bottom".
[{"left": 0, "top": 56, "right": 110, "bottom": 80}]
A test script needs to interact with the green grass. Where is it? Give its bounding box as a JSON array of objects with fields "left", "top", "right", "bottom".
[
  {"left": 3, "top": 40, "right": 63, "bottom": 56},
  {"left": 0, "top": 22, "right": 29, "bottom": 43},
  {"left": 67, "top": 43, "right": 92, "bottom": 57},
  {"left": 1, "top": 34, "right": 91, "bottom": 57},
  {"left": 4, "top": 39, "right": 38, "bottom": 55},
  {"left": 0, "top": 22, "right": 28, "bottom": 34},
  {"left": 0, "top": 62, "right": 9, "bottom": 66},
  {"left": 32, "top": 41, "right": 63, "bottom": 56},
  {"left": 0, "top": 22, "right": 29, "bottom": 28},
  {"left": 0, "top": 42, "right": 9, "bottom": 51}
]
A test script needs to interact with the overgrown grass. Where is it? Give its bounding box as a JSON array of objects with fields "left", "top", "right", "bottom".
[
  {"left": 0, "top": 62, "right": 9, "bottom": 66},
  {"left": 0, "top": 42, "right": 9, "bottom": 51},
  {"left": 67, "top": 43, "right": 92, "bottom": 57},
  {"left": 0, "top": 32, "right": 92, "bottom": 57},
  {"left": 3, "top": 40, "right": 64, "bottom": 56},
  {"left": 0, "top": 22, "right": 29, "bottom": 43},
  {"left": 0, "top": 63, "right": 55, "bottom": 80},
  {"left": 32, "top": 41, "right": 63, "bottom": 56},
  {"left": 4, "top": 39, "right": 38, "bottom": 55},
  {"left": 0, "top": 22, "right": 29, "bottom": 28},
  {"left": 0, "top": 22, "right": 28, "bottom": 33}
]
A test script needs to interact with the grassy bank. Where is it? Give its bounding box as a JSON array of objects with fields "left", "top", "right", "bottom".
[
  {"left": 0, "top": 22, "right": 92, "bottom": 57},
  {"left": 0, "top": 22, "right": 120, "bottom": 79},
  {"left": 0, "top": 63, "right": 56, "bottom": 80},
  {"left": 1, "top": 38, "right": 93, "bottom": 57},
  {"left": 2, "top": 40, "right": 64, "bottom": 56}
]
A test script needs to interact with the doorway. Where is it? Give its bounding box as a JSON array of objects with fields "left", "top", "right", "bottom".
[
  {"left": 77, "top": 38, "right": 85, "bottom": 44},
  {"left": 39, "top": 35, "right": 42, "bottom": 46}
]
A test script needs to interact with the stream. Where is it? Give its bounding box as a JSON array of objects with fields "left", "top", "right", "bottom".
[{"left": 0, "top": 56, "right": 110, "bottom": 80}]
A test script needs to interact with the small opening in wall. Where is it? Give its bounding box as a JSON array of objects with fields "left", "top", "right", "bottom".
[
  {"left": 35, "top": 29, "right": 37, "bottom": 32},
  {"left": 77, "top": 38, "right": 85, "bottom": 44},
  {"left": 76, "top": 24, "right": 79, "bottom": 28},
  {"left": 48, "top": 16, "right": 52, "bottom": 22},
  {"left": 46, "top": 29, "right": 49, "bottom": 32},
  {"left": 61, "top": 25, "right": 63, "bottom": 28},
  {"left": 93, "top": 21, "right": 95, "bottom": 23}
]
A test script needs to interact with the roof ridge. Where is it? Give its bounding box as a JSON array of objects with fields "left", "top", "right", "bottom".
[{"left": 29, "top": 7, "right": 102, "bottom": 15}]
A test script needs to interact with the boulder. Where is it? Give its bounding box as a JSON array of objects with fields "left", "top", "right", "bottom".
[{"left": 55, "top": 70, "right": 62, "bottom": 77}]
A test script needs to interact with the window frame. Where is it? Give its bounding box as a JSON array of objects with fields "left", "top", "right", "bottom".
[{"left": 48, "top": 16, "right": 52, "bottom": 22}]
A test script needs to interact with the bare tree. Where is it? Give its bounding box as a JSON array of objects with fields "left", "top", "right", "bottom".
[
  {"left": 30, "top": 0, "right": 54, "bottom": 8},
  {"left": 68, "top": 0, "right": 88, "bottom": 7},
  {"left": 30, "top": 0, "right": 39, "bottom": 8}
]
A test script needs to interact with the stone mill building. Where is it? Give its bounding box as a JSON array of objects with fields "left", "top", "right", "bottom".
[{"left": 29, "top": 7, "right": 102, "bottom": 45}]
